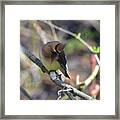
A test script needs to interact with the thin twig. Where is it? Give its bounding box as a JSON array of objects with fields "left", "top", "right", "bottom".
[
  {"left": 33, "top": 21, "right": 49, "bottom": 44},
  {"left": 84, "top": 65, "right": 99, "bottom": 87},
  {"left": 64, "top": 84, "right": 93, "bottom": 100},
  {"left": 48, "top": 21, "right": 59, "bottom": 41},
  {"left": 76, "top": 65, "right": 99, "bottom": 90},
  {"left": 94, "top": 54, "right": 100, "bottom": 65},
  {"left": 42, "top": 20, "right": 75, "bottom": 36}
]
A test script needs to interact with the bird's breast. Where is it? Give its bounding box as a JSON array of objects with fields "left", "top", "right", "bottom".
[{"left": 42, "top": 58, "right": 60, "bottom": 71}]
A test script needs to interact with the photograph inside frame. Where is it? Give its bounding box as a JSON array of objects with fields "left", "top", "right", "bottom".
[{"left": 20, "top": 20, "right": 100, "bottom": 100}]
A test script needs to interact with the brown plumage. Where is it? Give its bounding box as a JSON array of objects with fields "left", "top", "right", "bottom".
[{"left": 42, "top": 41, "right": 70, "bottom": 79}]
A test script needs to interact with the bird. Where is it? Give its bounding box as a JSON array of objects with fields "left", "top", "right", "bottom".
[{"left": 42, "top": 41, "right": 70, "bottom": 79}]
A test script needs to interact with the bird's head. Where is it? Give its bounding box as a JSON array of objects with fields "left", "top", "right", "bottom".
[
  {"left": 42, "top": 41, "right": 70, "bottom": 79},
  {"left": 42, "top": 41, "right": 65, "bottom": 62}
]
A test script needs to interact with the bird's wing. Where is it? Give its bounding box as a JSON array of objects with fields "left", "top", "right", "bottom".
[{"left": 58, "top": 51, "right": 67, "bottom": 67}]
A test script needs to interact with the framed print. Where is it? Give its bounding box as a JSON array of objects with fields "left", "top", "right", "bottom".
[{"left": 0, "top": 0, "right": 119, "bottom": 119}]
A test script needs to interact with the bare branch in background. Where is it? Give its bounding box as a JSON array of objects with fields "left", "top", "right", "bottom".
[
  {"left": 33, "top": 21, "right": 49, "bottom": 44},
  {"left": 48, "top": 21, "right": 59, "bottom": 41},
  {"left": 94, "top": 54, "right": 100, "bottom": 65},
  {"left": 76, "top": 65, "right": 99, "bottom": 90}
]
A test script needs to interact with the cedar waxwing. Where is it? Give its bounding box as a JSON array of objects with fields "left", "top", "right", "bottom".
[{"left": 42, "top": 41, "right": 70, "bottom": 79}]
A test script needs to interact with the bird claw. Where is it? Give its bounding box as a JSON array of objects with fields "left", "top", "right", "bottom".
[{"left": 57, "top": 87, "right": 73, "bottom": 100}]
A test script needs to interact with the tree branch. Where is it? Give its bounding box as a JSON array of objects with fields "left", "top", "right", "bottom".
[
  {"left": 76, "top": 65, "right": 99, "bottom": 90},
  {"left": 20, "top": 86, "right": 32, "bottom": 100},
  {"left": 48, "top": 21, "right": 59, "bottom": 41},
  {"left": 21, "top": 46, "right": 49, "bottom": 74},
  {"left": 33, "top": 21, "right": 49, "bottom": 44}
]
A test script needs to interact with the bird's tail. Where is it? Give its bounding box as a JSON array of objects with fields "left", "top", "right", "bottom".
[{"left": 60, "top": 64, "right": 70, "bottom": 79}]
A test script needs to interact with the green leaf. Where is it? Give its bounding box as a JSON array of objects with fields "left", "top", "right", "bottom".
[
  {"left": 80, "top": 28, "right": 99, "bottom": 40},
  {"left": 91, "top": 46, "right": 100, "bottom": 53}
]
